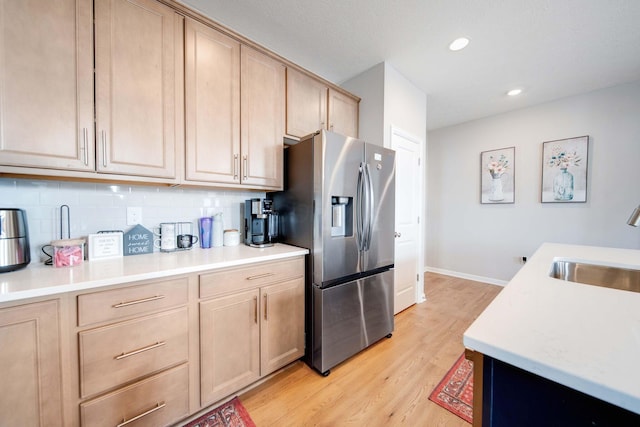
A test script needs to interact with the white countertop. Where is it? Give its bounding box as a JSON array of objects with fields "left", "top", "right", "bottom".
[
  {"left": 464, "top": 242, "right": 640, "bottom": 414},
  {"left": 0, "top": 244, "right": 308, "bottom": 303}
]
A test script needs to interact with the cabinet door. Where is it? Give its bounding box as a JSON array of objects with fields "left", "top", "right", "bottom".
[
  {"left": 95, "top": 0, "right": 181, "bottom": 179},
  {"left": 286, "top": 68, "right": 328, "bottom": 138},
  {"left": 240, "top": 46, "right": 285, "bottom": 189},
  {"left": 261, "top": 277, "right": 305, "bottom": 375},
  {"left": 185, "top": 18, "right": 240, "bottom": 184},
  {"left": 328, "top": 88, "right": 359, "bottom": 138},
  {"left": 200, "top": 289, "right": 260, "bottom": 406},
  {"left": 0, "top": 0, "right": 94, "bottom": 171},
  {"left": 0, "top": 300, "right": 63, "bottom": 426}
]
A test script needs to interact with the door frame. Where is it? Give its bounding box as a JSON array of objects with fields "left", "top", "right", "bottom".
[{"left": 390, "top": 125, "right": 426, "bottom": 304}]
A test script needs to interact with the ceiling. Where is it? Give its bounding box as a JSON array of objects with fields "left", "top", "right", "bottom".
[{"left": 179, "top": 0, "right": 640, "bottom": 130}]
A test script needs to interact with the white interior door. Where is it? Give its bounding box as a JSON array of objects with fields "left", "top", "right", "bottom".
[{"left": 391, "top": 127, "right": 424, "bottom": 314}]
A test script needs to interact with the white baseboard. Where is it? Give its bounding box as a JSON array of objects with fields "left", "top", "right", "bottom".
[{"left": 424, "top": 266, "right": 507, "bottom": 287}]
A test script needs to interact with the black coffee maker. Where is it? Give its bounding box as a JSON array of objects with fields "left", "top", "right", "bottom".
[{"left": 244, "top": 198, "right": 278, "bottom": 247}]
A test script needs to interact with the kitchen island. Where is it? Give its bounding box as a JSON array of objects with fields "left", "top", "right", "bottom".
[{"left": 464, "top": 243, "right": 640, "bottom": 425}]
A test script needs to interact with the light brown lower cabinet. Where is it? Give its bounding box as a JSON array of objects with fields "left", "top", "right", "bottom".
[
  {"left": 199, "top": 257, "right": 305, "bottom": 406},
  {"left": 0, "top": 299, "right": 64, "bottom": 426},
  {"left": 80, "top": 364, "right": 189, "bottom": 427},
  {"left": 260, "top": 278, "right": 305, "bottom": 375},
  {"left": 78, "top": 307, "right": 189, "bottom": 398},
  {"left": 0, "top": 256, "right": 305, "bottom": 426},
  {"left": 72, "top": 276, "right": 195, "bottom": 427},
  {"left": 200, "top": 288, "right": 261, "bottom": 405}
]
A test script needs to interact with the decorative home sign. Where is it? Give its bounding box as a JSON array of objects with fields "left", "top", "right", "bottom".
[
  {"left": 541, "top": 136, "right": 589, "bottom": 203},
  {"left": 481, "top": 147, "right": 515, "bottom": 204},
  {"left": 123, "top": 224, "right": 153, "bottom": 256}
]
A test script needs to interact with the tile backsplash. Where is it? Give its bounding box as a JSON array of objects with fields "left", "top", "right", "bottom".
[{"left": 0, "top": 178, "right": 264, "bottom": 263}]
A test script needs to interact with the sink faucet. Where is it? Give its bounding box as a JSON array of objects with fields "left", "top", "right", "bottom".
[{"left": 628, "top": 204, "right": 640, "bottom": 227}]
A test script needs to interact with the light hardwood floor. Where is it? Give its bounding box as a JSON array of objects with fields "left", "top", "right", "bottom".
[{"left": 239, "top": 272, "right": 502, "bottom": 426}]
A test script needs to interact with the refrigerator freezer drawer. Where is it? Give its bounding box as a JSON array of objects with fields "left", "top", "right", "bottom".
[{"left": 312, "top": 269, "right": 394, "bottom": 374}]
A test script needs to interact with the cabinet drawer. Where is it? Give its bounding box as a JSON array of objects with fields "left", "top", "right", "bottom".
[
  {"left": 199, "top": 257, "right": 304, "bottom": 299},
  {"left": 78, "top": 277, "right": 189, "bottom": 326},
  {"left": 80, "top": 364, "right": 189, "bottom": 427},
  {"left": 79, "top": 307, "right": 188, "bottom": 398}
]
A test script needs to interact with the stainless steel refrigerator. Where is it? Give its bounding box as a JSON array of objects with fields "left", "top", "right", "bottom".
[{"left": 270, "top": 130, "right": 395, "bottom": 375}]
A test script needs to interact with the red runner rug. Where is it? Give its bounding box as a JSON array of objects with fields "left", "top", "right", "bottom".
[
  {"left": 428, "top": 353, "right": 474, "bottom": 423},
  {"left": 183, "top": 397, "right": 256, "bottom": 427}
]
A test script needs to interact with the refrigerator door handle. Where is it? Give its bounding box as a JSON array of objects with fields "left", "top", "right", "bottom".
[
  {"left": 356, "top": 162, "right": 365, "bottom": 251},
  {"left": 364, "top": 163, "right": 375, "bottom": 251}
]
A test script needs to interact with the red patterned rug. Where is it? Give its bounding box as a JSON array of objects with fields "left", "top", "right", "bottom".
[
  {"left": 183, "top": 397, "right": 256, "bottom": 427},
  {"left": 428, "top": 353, "right": 474, "bottom": 423}
]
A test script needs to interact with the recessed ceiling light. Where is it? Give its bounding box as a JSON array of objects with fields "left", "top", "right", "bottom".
[
  {"left": 449, "top": 37, "right": 469, "bottom": 51},
  {"left": 507, "top": 89, "right": 522, "bottom": 96}
]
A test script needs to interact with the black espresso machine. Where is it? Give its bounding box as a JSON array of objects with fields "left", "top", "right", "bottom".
[{"left": 244, "top": 198, "right": 278, "bottom": 247}]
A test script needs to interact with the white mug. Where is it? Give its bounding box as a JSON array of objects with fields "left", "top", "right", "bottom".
[{"left": 154, "top": 223, "right": 176, "bottom": 251}]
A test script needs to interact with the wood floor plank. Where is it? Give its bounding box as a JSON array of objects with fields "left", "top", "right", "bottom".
[{"left": 240, "top": 272, "right": 502, "bottom": 426}]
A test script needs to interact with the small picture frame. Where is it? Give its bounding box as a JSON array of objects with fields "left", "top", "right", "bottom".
[
  {"left": 541, "top": 136, "right": 589, "bottom": 203},
  {"left": 481, "top": 147, "right": 515, "bottom": 204},
  {"left": 87, "top": 232, "right": 124, "bottom": 260}
]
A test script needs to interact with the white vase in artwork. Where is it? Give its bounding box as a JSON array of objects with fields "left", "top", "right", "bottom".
[
  {"left": 489, "top": 176, "right": 504, "bottom": 201},
  {"left": 553, "top": 168, "right": 574, "bottom": 200}
]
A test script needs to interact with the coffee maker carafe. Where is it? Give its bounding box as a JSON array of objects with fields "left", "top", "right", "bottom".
[{"left": 244, "top": 198, "right": 278, "bottom": 247}]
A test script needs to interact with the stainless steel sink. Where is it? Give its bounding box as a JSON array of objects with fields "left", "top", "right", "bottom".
[{"left": 550, "top": 260, "right": 640, "bottom": 293}]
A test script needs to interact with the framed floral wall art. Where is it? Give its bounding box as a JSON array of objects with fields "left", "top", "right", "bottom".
[
  {"left": 541, "top": 136, "right": 589, "bottom": 203},
  {"left": 481, "top": 147, "right": 515, "bottom": 204}
]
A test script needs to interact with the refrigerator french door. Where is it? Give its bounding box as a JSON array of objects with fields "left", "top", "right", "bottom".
[{"left": 271, "top": 130, "right": 395, "bottom": 375}]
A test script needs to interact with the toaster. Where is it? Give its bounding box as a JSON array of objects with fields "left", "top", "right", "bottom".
[{"left": 0, "top": 208, "right": 31, "bottom": 273}]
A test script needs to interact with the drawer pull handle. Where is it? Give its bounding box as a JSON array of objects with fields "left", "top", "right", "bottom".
[
  {"left": 116, "top": 402, "right": 166, "bottom": 427},
  {"left": 254, "top": 296, "right": 258, "bottom": 324},
  {"left": 113, "top": 295, "right": 165, "bottom": 308},
  {"left": 243, "top": 155, "right": 248, "bottom": 180},
  {"left": 115, "top": 341, "right": 166, "bottom": 360},
  {"left": 233, "top": 154, "right": 239, "bottom": 180},
  {"left": 101, "top": 130, "right": 107, "bottom": 167},
  {"left": 82, "top": 127, "right": 89, "bottom": 165},
  {"left": 264, "top": 293, "right": 268, "bottom": 320},
  {"left": 246, "top": 272, "right": 275, "bottom": 281}
]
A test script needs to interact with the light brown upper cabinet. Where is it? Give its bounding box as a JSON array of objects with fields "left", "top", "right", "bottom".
[
  {"left": 0, "top": 0, "right": 94, "bottom": 171},
  {"left": 185, "top": 18, "right": 284, "bottom": 190},
  {"left": 0, "top": 0, "right": 182, "bottom": 182},
  {"left": 184, "top": 18, "right": 240, "bottom": 184},
  {"left": 328, "top": 88, "right": 359, "bottom": 139},
  {"left": 286, "top": 68, "right": 328, "bottom": 138},
  {"left": 286, "top": 68, "right": 359, "bottom": 139},
  {"left": 240, "top": 46, "right": 285, "bottom": 189},
  {"left": 95, "top": 0, "right": 182, "bottom": 180}
]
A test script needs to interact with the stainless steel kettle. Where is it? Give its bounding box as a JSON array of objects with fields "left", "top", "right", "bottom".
[{"left": 0, "top": 208, "right": 31, "bottom": 272}]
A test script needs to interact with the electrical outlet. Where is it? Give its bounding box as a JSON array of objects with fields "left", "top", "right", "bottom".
[
  {"left": 127, "top": 207, "right": 142, "bottom": 226},
  {"left": 521, "top": 256, "right": 527, "bottom": 263}
]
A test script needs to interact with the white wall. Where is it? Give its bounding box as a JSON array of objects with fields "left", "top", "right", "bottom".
[
  {"left": 381, "top": 63, "right": 427, "bottom": 149},
  {"left": 0, "top": 178, "right": 261, "bottom": 263},
  {"left": 340, "top": 63, "right": 385, "bottom": 146},
  {"left": 342, "top": 62, "right": 427, "bottom": 150},
  {"left": 426, "top": 80, "right": 640, "bottom": 283}
]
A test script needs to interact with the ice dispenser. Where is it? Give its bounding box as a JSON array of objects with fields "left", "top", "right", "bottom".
[{"left": 331, "top": 197, "right": 352, "bottom": 237}]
